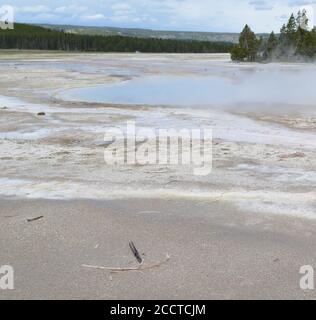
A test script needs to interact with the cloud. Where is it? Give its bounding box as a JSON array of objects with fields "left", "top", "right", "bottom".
[
  {"left": 15, "top": 5, "right": 50, "bottom": 13},
  {"left": 32, "top": 13, "right": 59, "bottom": 22},
  {"left": 111, "top": 3, "right": 132, "bottom": 11},
  {"left": 288, "top": 0, "right": 316, "bottom": 7},
  {"left": 54, "top": 5, "right": 87, "bottom": 15},
  {"left": 249, "top": 0, "right": 274, "bottom": 10},
  {"left": 82, "top": 14, "right": 106, "bottom": 21}
]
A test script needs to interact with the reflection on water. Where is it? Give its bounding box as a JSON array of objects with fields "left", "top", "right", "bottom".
[{"left": 60, "top": 66, "right": 316, "bottom": 106}]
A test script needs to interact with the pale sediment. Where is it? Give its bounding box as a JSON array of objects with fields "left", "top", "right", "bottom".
[
  {"left": 0, "top": 52, "right": 315, "bottom": 220},
  {"left": 1, "top": 52, "right": 316, "bottom": 299}
]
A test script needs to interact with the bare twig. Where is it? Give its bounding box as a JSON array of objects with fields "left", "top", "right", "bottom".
[
  {"left": 82, "top": 254, "right": 170, "bottom": 273},
  {"left": 27, "top": 216, "right": 44, "bottom": 222}
]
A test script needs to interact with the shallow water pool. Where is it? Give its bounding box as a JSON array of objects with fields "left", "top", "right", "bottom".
[{"left": 59, "top": 67, "right": 316, "bottom": 107}]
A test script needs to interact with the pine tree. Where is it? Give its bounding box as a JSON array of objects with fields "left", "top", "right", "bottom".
[
  {"left": 286, "top": 13, "right": 297, "bottom": 34},
  {"left": 238, "top": 24, "right": 259, "bottom": 61},
  {"left": 286, "top": 13, "right": 298, "bottom": 46},
  {"left": 296, "top": 10, "right": 302, "bottom": 28},
  {"left": 265, "top": 31, "right": 278, "bottom": 59},
  {"left": 232, "top": 12, "right": 315, "bottom": 62}
]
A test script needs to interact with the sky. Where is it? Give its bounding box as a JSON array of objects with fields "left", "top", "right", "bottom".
[{"left": 4, "top": 0, "right": 316, "bottom": 33}]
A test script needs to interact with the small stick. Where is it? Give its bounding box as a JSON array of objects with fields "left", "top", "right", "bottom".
[
  {"left": 27, "top": 216, "right": 44, "bottom": 222},
  {"left": 82, "top": 254, "right": 170, "bottom": 273}
]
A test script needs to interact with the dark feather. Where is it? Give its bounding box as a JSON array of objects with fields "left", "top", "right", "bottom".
[{"left": 129, "top": 241, "right": 143, "bottom": 264}]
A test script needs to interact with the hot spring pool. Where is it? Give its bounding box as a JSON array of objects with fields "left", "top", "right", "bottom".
[{"left": 58, "top": 67, "right": 316, "bottom": 107}]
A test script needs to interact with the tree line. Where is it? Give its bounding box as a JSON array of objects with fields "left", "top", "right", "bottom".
[
  {"left": 231, "top": 11, "right": 316, "bottom": 62},
  {"left": 0, "top": 23, "right": 233, "bottom": 53}
]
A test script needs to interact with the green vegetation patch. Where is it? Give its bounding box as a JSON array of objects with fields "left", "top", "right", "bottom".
[
  {"left": 231, "top": 11, "right": 316, "bottom": 62},
  {"left": 0, "top": 24, "right": 233, "bottom": 53}
]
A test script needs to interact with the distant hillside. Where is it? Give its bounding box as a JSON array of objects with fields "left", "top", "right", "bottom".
[
  {"left": 0, "top": 23, "right": 234, "bottom": 53},
  {"left": 39, "top": 24, "right": 243, "bottom": 43}
]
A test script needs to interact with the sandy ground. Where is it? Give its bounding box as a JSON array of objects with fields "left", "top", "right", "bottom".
[
  {"left": 1, "top": 198, "right": 316, "bottom": 300},
  {"left": 0, "top": 51, "right": 316, "bottom": 299}
]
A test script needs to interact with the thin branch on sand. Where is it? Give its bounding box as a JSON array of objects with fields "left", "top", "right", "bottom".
[
  {"left": 82, "top": 254, "right": 171, "bottom": 273},
  {"left": 27, "top": 216, "right": 44, "bottom": 222}
]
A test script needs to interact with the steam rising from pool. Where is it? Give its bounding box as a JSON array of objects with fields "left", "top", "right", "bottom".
[{"left": 60, "top": 65, "right": 316, "bottom": 107}]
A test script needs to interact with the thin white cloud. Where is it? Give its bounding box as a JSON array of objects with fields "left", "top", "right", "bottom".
[
  {"left": 249, "top": 0, "right": 274, "bottom": 10},
  {"left": 33, "top": 13, "right": 58, "bottom": 21},
  {"left": 15, "top": 5, "right": 50, "bottom": 13},
  {"left": 54, "top": 5, "right": 87, "bottom": 14},
  {"left": 288, "top": 0, "right": 316, "bottom": 7},
  {"left": 111, "top": 3, "right": 132, "bottom": 11},
  {"left": 82, "top": 14, "right": 106, "bottom": 21}
]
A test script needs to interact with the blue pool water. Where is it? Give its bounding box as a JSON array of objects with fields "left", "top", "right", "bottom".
[{"left": 59, "top": 70, "right": 316, "bottom": 106}]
